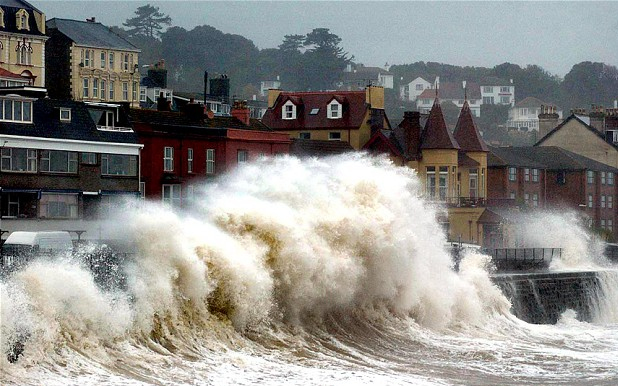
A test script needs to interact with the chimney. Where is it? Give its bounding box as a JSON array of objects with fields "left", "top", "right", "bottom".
[
  {"left": 538, "top": 104, "right": 561, "bottom": 140},
  {"left": 369, "top": 108, "right": 385, "bottom": 136},
  {"left": 231, "top": 100, "right": 251, "bottom": 126},
  {"left": 181, "top": 99, "right": 205, "bottom": 121},
  {"left": 157, "top": 92, "right": 170, "bottom": 111},
  {"left": 402, "top": 111, "right": 421, "bottom": 159},
  {"left": 147, "top": 61, "right": 167, "bottom": 88},
  {"left": 365, "top": 85, "right": 385, "bottom": 109},
  {"left": 267, "top": 89, "right": 282, "bottom": 108},
  {"left": 589, "top": 105, "right": 606, "bottom": 131},
  {"left": 86, "top": 17, "right": 96, "bottom": 23}
]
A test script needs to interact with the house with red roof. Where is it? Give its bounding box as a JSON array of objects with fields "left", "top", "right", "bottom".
[
  {"left": 364, "top": 98, "right": 491, "bottom": 246},
  {"left": 416, "top": 80, "right": 482, "bottom": 117},
  {"left": 261, "top": 86, "right": 390, "bottom": 150}
]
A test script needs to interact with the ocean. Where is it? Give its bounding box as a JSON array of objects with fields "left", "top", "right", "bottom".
[{"left": 2, "top": 154, "right": 617, "bottom": 385}]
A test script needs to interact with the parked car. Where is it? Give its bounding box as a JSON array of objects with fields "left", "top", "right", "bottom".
[{"left": 1, "top": 231, "right": 73, "bottom": 269}]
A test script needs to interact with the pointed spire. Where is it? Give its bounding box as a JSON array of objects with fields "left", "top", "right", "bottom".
[
  {"left": 421, "top": 99, "right": 460, "bottom": 150},
  {"left": 453, "top": 101, "right": 488, "bottom": 152}
]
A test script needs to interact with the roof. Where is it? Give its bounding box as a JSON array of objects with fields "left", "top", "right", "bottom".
[
  {"left": 129, "top": 108, "right": 271, "bottom": 131},
  {"left": 290, "top": 139, "right": 355, "bottom": 157},
  {"left": 0, "top": 67, "right": 26, "bottom": 80},
  {"left": 0, "top": 0, "right": 44, "bottom": 35},
  {"left": 453, "top": 101, "right": 488, "bottom": 152},
  {"left": 420, "top": 99, "right": 460, "bottom": 150},
  {"left": 514, "top": 96, "right": 547, "bottom": 108},
  {"left": 0, "top": 99, "right": 139, "bottom": 144},
  {"left": 0, "top": 0, "right": 41, "bottom": 12},
  {"left": 46, "top": 18, "right": 139, "bottom": 51},
  {"left": 488, "top": 145, "right": 618, "bottom": 172},
  {"left": 343, "top": 66, "right": 393, "bottom": 82},
  {"left": 261, "top": 91, "right": 370, "bottom": 130},
  {"left": 535, "top": 114, "right": 616, "bottom": 150},
  {"left": 458, "top": 152, "right": 480, "bottom": 167},
  {"left": 479, "top": 77, "right": 511, "bottom": 86},
  {"left": 418, "top": 82, "right": 481, "bottom": 100}
]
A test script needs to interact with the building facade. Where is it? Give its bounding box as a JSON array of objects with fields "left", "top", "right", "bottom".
[
  {"left": 506, "top": 97, "right": 563, "bottom": 132},
  {"left": 0, "top": 0, "right": 47, "bottom": 86},
  {"left": 416, "top": 82, "right": 482, "bottom": 117},
  {"left": 399, "top": 76, "right": 432, "bottom": 102},
  {"left": 480, "top": 78, "right": 514, "bottom": 106},
  {"left": 261, "top": 86, "right": 390, "bottom": 150},
  {"left": 45, "top": 18, "right": 140, "bottom": 107}
]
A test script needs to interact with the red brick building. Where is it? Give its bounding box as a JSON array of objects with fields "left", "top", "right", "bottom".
[{"left": 130, "top": 102, "right": 290, "bottom": 206}]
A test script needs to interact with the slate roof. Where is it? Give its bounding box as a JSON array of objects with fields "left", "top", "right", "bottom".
[
  {"left": 290, "top": 139, "right": 354, "bottom": 157},
  {"left": 514, "top": 96, "right": 547, "bottom": 108},
  {"left": 488, "top": 145, "right": 618, "bottom": 172},
  {"left": 261, "top": 91, "right": 369, "bottom": 130},
  {"left": 420, "top": 99, "right": 459, "bottom": 150},
  {"left": 535, "top": 114, "right": 616, "bottom": 150},
  {"left": 0, "top": 0, "right": 40, "bottom": 11},
  {"left": 418, "top": 82, "right": 481, "bottom": 100},
  {"left": 343, "top": 66, "right": 392, "bottom": 82},
  {"left": 129, "top": 108, "right": 271, "bottom": 131},
  {"left": 453, "top": 101, "right": 488, "bottom": 152},
  {"left": 46, "top": 18, "right": 139, "bottom": 51},
  {"left": 0, "top": 99, "right": 139, "bottom": 144},
  {"left": 0, "top": 0, "right": 44, "bottom": 36}
]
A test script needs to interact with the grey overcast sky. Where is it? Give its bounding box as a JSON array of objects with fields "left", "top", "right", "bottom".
[{"left": 33, "top": 1, "right": 618, "bottom": 76}]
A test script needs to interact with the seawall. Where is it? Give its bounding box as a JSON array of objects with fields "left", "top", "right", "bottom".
[{"left": 491, "top": 271, "right": 600, "bottom": 324}]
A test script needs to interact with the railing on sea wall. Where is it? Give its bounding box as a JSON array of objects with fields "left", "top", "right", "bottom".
[{"left": 483, "top": 248, "right": 561, "bottom": 271}]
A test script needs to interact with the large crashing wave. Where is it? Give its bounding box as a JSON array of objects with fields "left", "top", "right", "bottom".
[{"left": 1, "top": 154, "right": 510, "bottom": 367}]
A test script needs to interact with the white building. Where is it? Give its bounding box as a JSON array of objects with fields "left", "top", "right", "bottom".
[
  {"left": 399, "top": 76, "right": 432, "bottom": 102},
  {"left": 341, "top": 64, "right": 393, "bottom": 90},
  {"left": 506, "top": 96, "right": 563, "bottom": 131},
  {"left": 416, "top": 81, "right": 482, "bottom": 117},
  {"left": 260, "top": 78, "right": 281, "bottom": 97},
  {"left": 480, "top": 78, "right": 515, "bottom": 106}
]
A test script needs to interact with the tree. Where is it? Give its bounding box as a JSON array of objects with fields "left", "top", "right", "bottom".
[
  {"left": 123, "top": 4, "right": 172, "bottom": 39},
  {"left": 301, "top": 28, "right": 352, "bottom": 90},
  {"left": 278, "top": 34, "right": 305, "bottom": 53}
]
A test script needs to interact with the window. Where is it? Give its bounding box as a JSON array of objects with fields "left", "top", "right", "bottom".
[
  {"left": 483, "top": 96, "right": 494, "bottom": 104},
  {"left": 187, "top": 148, "right": 193, "bottom": 173},
  {"left": 532, "top": 193, "right": 539, "bottom": 207},
  {"left": 329, "top": 132, "right": 341, "bottom": 141},
  {"left": 100, "top": 52, "right": 106, "bottom": 68},
  {"left": 83, "top": 78, "right": 89, "bottom": 98},
  {"left": 500, "top": 96, "right": 510, "bottom": 104},
  {"left": 524, "top": 193, "right": 529, "bottom": 204},
  {"left": 81, "top": 152, "right": 97, "bottom": 164},
  {"left": 39, "top": 193, "right": 78, "bottom": 219},
  {"left": 139, "top": 182, "right": 145, "bottom": 199},
  {"left": 187, "top": 185, "right": 194, "bottom": 202},
  {"left": 500, "top": 86, "right": 510, "bottom": 93},
  {"left": 122, "top": 82, "right": 129, "bottom": 101},
  {"left": 282, "top": 101, "right": 296, "bottom": 119},
  {"left": 509, "top": 192, "right": 516, "bottom": 200},
  {"left": 483, "top": 86, "right": 493, "bottom": 93},
  {"left": 16, "top": 42, "right": 32, "bottom": 65},
  {"left": 101, "top": 80, "right": 106, "bottom": 100},
  {"left": 309, "top": 108, "right": 320, "bottom": 115},
  {"left": 588, "top": 194, "right": 593, "bottom": 208},
  {"left": 1, "top": 147, "right": 36, "bottom": 172},
  {"left": 41, "top": 150, "right": 78, "bottom": 173},
  {"left": 16, "top": 9, "right": 29, "bottom": 30},
  {"left": 299, "top": 132, "right": 311, "bottom": 139},
  {"left": 415, "top": 84, "right": 424, "bottom": 91},
  {"left": 140, "top": 88, "right": 147, "bottom": 102},
  {"left": 60, "top": 108, "right": 71, "bottom": 121},
  {"left": 133, "top": 81, "right": 138, "bottom": 102},
  {"left": 93, "top": 78, "right": 99, "bottom": 98},
  {"left": 0, "top": 98, "right": 33, "bottom": 122},
  {"left": 601, "top": 172, "right": 606, "bottom": 185},
  {"left": 601, "top": 195, "right": 606, "bottom": 208},
  {"left": 557, "top": 171, "right": 566, "bottom": 185},
  {"left": 439, "top": 166, "right": 448, "bottom": 201},
  {"left": 109, "top": 81, "right": 115, "bottom": 100},
  {"left": 609, "top": 219, "right": 613, "bottom": 232},
  {"left": 84, "top": 49, "right": 91, "bottom": 67},
  {"left": 109, "top": 52, "right": 114, "bottom": 69},
  {"left": 206, "top": 149, "right": 215, "bottom": 174},
  {"left": 508, "top": 167, "right": 517, "bottom": 181},
  {"left": 587, "top": 171, "right": 595, "bottom": 184},
  {"left": 524, "top": 168, "right": 530, "bottom": 182},
  {"left": 123, "top": 53, "right": 129, "bottom": 71},
  {"left": 162, "top": 184, "right": 181, "bottom": 207},
  {"left": 520, "top": 108, "right": 529, "bottom": 116},
  {"left": 608, "top": 172, "right": 614, "bottom": 186},
  {"left": 327, "top": 101, "right": 341, "bottom": 119},
  {"left": 237, "top": 150, "right": 248, "bottom": 163},
  {"left": 163, "top": 147, "right": 174, "bottom": 171},
  {"left": 101, "top": 154, "right": 137, "bottom": 176},
  {"left": 426, "top": 166, "right": 436, "bottom": 199},
  {"left": 609, "top": 195, "right": 613, "bottom": 209},
  {"left": 532, "top": 168, "right": 539, "bottom": 182},
  {"left": 469, "top": 169, "right": 478, "bottom": 198},
  {"left": 0, "top": 9, "right": 4, "bottom": 28}
]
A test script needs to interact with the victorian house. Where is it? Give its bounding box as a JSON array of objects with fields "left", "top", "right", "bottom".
[
  {"left": 0, "top": 0, "right": 47, "bottom": 86},
  {"left": 45, "top": 17, "right": 140, "bottom": 107}
]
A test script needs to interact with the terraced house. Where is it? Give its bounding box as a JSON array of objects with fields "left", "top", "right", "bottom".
[
  {"left": 45, "top": 17, "right": 140, "bottom": 107},
  {"left": 0, "top": 0, "right": 47, "bottom": 87}
]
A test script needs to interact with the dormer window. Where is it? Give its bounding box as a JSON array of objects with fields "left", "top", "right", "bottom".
[
  {"left": 16, "top": 9, "right": 29, "bottom": 31},
  {"left": 0, "top": 8, "right": 5, "bottom": 28},
  {"left": 327, "top": 100, "right": 341, "bottom": 119},
  {"left": 60, "top": 108, "right": 71, "bottom": 122},
  {"left": 282, "top": 100, "right": 296, "bottom": 120}
]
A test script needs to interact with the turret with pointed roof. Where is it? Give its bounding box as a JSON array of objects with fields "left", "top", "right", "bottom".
[
  {"left": 421, "top": 98, "right": 460, "bottom": 150},
  {"left": 453, "top": 100, "right": 488, "bottom": 152}
]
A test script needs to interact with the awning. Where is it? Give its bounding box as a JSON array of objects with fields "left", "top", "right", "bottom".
[
  {"left": 100, "top": 190, "right": 141, "bottom": 197},
  {"left": 0, "top": 188, "right": 41, "bottom": 194}
]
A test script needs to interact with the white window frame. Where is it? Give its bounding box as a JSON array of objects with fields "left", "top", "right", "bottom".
[
  {"left": 101, "top": 154, "right": 137, "bottom": 176},
  {"left": 328, "top": 132, "right": 341, "bottom": 141},
  {"left": 206, "top": 149, "right": 215, "bottom": 174},
  {"left": 164, "top": 146, "right": 174, "bottom": 172},
  {"left": 100, "top": 52, "right": 106, "bottom": 68},
  {"left": 282, "top": 101, "right": 296, "bottom": 120},
  {"left": 508, "top": 167, "right": 517, "bottom": 182},
  {"left": 187, "top": 148, "right": 193, "bottom": 173},
  {"left": 162, "top": 184, "right": 181, "bottom": 207},
  {"left": 40, "top": 150, "right": 78, "bottom": 173},
  {"left": 122, "top": 82, "right": 129, "bottom": 101},
  {"left": 587, "top": 171, "right": 595, "bottom": 184},
  {"left": 524, "top": 168, "right": 530, "bottom": 182},
  {"left": 60, "top": 108, "right": 71, "bottom": 122},
  {"left": 532, "top": 168, "right": 539, "bottom": 182},
  {"left": 237, "top": 150, "right": 248, "bottom": 163},
  {"left": 426, "top": 166, "right": 436, "bottom": 199},
  {"left": 1, "top": 147, "right": 37, "bottom": 172},
  {"left": 327, "top": 100, "right": 342, "bottom": 119}
]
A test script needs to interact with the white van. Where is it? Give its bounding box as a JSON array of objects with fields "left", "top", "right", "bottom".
[{"left": 1, "top": 231, "right": 73, "bottom": 268}]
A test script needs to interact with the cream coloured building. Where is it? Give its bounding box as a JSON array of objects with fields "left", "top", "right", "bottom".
[
  {"left": 45, "top": 18, "right": 140, "bottom": 107},
  {"left": 0, "top": 0, "right": 47, "bottom": 87}
]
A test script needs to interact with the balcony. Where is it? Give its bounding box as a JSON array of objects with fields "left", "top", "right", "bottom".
[{"left": 427, "top": 196, "right": 487, "bottom": 207}]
